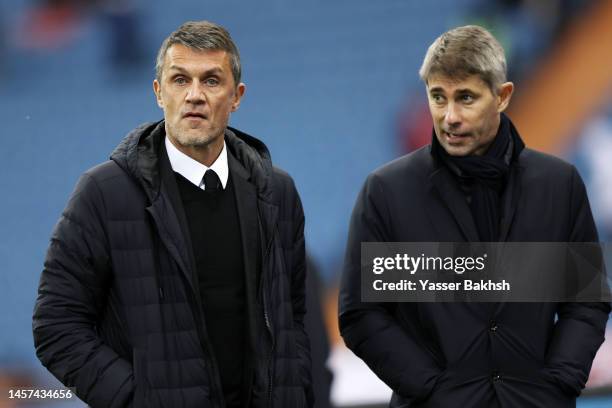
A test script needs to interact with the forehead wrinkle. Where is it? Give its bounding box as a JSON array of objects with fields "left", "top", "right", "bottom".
[{"left": 163, "top": 46, "right": 230, "bottom": 76}]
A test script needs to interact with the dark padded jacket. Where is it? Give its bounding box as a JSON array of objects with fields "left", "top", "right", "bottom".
[
  {"left": 340, "top": 144, "right": 610, "bottom": 408},
  {"left": 33, "top": 121, "right": 313, "bottom": 408}
]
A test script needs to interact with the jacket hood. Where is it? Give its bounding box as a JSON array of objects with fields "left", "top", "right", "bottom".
[{"left": 110, "top": 120, "right": 274, "bottom": 202}]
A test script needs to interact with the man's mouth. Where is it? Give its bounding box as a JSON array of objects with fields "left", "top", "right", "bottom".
[
  {"left": 443, "top": 131, "right": 469, "bottom": 142},
  {"left": 183, "top": 112, "right": 207, "bottom": 120}
]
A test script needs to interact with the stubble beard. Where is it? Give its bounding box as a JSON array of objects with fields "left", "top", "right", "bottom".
[{"left": 166, "top": 121, "right": 222, "bottom": 149}]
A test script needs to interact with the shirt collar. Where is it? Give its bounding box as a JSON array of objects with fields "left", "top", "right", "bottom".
[{"left": 165, "top": 136, "right": 229, "bottom": 190}]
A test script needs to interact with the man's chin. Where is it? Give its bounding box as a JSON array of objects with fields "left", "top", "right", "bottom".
[
  {"left": 173, "top": 127, "right": 217, "bottom": 146},
  {"left": 441, "top": 143, "right": 473, "bottom": 157},
  {"left": 174, "top": 134, "right": 212, "bottom": 148}
]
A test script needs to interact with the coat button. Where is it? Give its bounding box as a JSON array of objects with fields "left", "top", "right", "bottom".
[
  {"left": 489, "top": 321, "right": 498, "bottom": 333},
  {"left": 492, "top": 370, "right": 502, "bottom": 383}
]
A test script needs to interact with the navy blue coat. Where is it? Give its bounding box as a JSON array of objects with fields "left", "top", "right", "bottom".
[
  {"left": 339, "top": 143, "right": 610, "bottom": 408},
  {"left": 33, "top": 121, "right": 313, "bottom": 408}
]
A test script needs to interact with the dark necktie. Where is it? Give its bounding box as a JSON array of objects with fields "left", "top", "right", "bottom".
[{"left": 203, "top": 169, "right": 221, "bottom": 191}]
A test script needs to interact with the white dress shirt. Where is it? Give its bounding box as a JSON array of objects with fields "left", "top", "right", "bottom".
[{"left": 165, "top": 136, "right": 229, "bottom": 190}]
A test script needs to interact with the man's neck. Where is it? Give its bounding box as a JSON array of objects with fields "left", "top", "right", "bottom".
[{"left": 169, "top": 137, "right": 224, "bottom": 167}]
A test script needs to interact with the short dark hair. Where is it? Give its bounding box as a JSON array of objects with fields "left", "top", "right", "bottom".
[
  {"left": 156, "top": 21, "right": 241, "bottom": 85},
  {"left": 419, "top": 25, "right": 507, "bottom": 92}
]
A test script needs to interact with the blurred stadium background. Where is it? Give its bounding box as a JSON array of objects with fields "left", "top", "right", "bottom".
[{"left": 0, "top": 0, "right": 611, "bottom": 406}]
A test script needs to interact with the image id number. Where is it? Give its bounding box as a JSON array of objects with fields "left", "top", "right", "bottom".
[{"left": 8, "top": 389, "right": 73, "bottom": 399}]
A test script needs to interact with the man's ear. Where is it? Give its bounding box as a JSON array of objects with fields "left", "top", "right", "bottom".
[
  {"left": 497, "top": 82, "right": 514, "bottom": 112},
  {"left": 231, "top": 83, "right": 246, "bottom": 112},
  {"left": 153, "top": 79, "right": 164, "bottom": 108}
]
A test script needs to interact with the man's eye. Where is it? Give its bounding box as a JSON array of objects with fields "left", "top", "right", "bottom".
[
  {"left": 431, "top": 95, "right": 444, "bottom": 104},
  {"left": 461, "top": 94, "right": 474, "bottom": 103},
  {"left": 174, "top": 77, "right": 187, "bottom": 85},
  {"left": 205, "top": 78, "right": 219, "bottom": 86}
]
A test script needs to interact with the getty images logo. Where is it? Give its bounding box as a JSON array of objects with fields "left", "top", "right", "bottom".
[{"left": 372, "top": 253, "right": 488, "bottom": 275}]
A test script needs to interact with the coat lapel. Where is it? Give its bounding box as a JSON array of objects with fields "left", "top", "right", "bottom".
[
  {"left": 228, "top": 150, "right": 277, "bottom": 273},
  {"left": 257, "top": 200, "right": 278, "bottom": 262},
  {"left": 146, "top": 141, "right": 198, "bottom": 293},
  {"left": 228, "top": 151, "right": 261, "bottom": 288},
  {"left": 428, "top": 166, "right": 480, "bottom": 242},
  {"left": 146, "top": 197, "right": 197, "bottom": 293}
]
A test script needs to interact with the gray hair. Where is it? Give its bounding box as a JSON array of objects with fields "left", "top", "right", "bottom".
[
  {"left": 155, "top": 21, "right": 241, "bottom": 85},
  {"left": 419, "top": 25, "right": 507, "bottom": 92}
]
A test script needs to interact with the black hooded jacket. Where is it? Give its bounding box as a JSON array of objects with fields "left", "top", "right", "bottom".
[{"left": 33, "top": 121, "right": 313, "bottom": 408}]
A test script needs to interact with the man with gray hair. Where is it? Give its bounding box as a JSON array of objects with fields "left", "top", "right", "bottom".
[
  {"left": 340, "top": 25, "right": 609, "bottom": 407},
  {"left": 34, "top": 20, "right": 313, "bottom": 407}
]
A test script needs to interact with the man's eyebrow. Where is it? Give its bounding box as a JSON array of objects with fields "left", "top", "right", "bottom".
[
  {"left": 455, "top": 88, "right": 477, "bottom": 94},
  {"left": 167, "top": 65, "right": 224, "bottom": 76},
  {"left": 428, "top": 87, "right": 445, "bottom": 94}
]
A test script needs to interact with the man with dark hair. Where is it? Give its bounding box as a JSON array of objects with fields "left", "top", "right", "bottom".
[
  {"left": 339, "top": 25, "right": 610, "bottom": 407},
  {"left": 33, "top": 20, "right": 312, "bottom": 408}
]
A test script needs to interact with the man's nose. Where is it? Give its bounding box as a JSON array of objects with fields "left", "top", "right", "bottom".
[
  {"left": 185, "top": 81, "right": 205, "bottom": 103},
  {"left": 444, "top": 102, "right": 461, "bottom": 127}
]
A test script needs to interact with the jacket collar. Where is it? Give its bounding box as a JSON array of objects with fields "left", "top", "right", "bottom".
[{"left": 110, "top": 120, "right": 275, "bottom": 204}]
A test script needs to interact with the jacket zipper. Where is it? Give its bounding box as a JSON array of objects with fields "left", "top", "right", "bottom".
[
  {"left": 262, "top": 286, "right": 275, "bottom": 407},
  {"left": 261, "top": 232, "right": 276, "bottom": 407}
]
